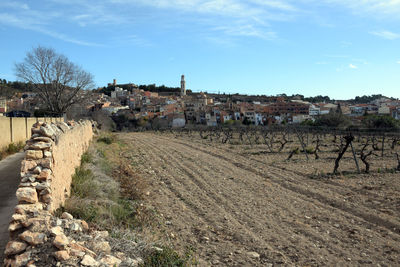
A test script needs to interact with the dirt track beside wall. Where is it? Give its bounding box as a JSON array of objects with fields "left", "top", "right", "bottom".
[
  {"left": 118, "top": 132, "right": 400, "bottom": 266},
  {"left": 0, "top": 153, "right": 24, "bottom": 264}
]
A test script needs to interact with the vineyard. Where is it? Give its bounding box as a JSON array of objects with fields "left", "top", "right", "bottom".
[
  {"left": 157, "top": 126, "right": 400, "bottom": 175},
  {"left": 116, "top": 127, "right": 400, "bottom": 266}
]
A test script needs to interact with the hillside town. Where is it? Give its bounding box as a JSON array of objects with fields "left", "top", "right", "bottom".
[{"left": 1, "top": 76, "right": 400, "bottom": 128}]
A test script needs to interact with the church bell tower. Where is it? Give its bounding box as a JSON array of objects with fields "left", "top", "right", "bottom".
[{"left": 180, "top": 75, "right": 186, "bottom": 96}]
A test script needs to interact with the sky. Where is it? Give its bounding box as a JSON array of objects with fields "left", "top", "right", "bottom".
[{"left": 0, "top": 0, "right": 399, "bottom": 99}]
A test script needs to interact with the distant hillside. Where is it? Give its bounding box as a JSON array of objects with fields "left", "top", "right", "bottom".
[
  {"left": 0, "top": 78, "right": 34, "bottom": 98},
  {"left": 96, "top": 84, "right": 181, "bottom": 96}
]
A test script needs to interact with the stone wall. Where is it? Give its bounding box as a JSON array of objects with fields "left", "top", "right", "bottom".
[
  {"left": 2, "top": 120, "right": 93, "bottom": 266},
  {"left": 0, "top": 117, "right": 64, "bottom": 150}
]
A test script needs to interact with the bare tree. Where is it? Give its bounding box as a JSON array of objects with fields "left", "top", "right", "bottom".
[
  {"left": 15, "top": 46, "right": 94, "bottom": 115},
  {"left": 359, "top": 139, "right": 377, "bottom": 173}
]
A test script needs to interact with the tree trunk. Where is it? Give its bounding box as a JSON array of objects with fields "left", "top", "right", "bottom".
[
  {"left": 360, "top": 156, "right": 370, "bottom": 173},
  {"left": 333, "top": 134, "right": 354, "bottom": 174},
  {"left": 287, "top": 148, "right": 299, "bottom": 160}
]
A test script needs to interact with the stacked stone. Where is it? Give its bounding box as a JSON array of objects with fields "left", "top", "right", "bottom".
[
  {"left": 3, "top": 121, "right": 77, "bottom": 267},
  {"left": 2, "top": 120, "right": 132, "bottom": 267}
]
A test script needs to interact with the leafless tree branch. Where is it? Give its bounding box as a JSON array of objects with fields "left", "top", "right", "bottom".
[{"left": 14, "top": 46, "right": 94, "bottom": 115}]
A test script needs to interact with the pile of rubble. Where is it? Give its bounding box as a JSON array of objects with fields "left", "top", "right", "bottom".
[{"left": 4, "top": 211, "right": 142, "bottom": 267}]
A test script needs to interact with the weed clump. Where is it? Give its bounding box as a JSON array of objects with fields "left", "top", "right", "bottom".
[
  {"left": 70, "top": 167, "right": 98, "bottom": 198},
  {"left": 0, "top": 141, "right": 24, "bottom": 160},
  {"left": 80, "top": 152, "right": 92, "bottom": 164},
  {"left": 141, "top": 246, "right": 193, "bottom": 267},
  {"left": 97, "top": 134, "right": 115, "bottom": 144},
  {"left": 305, "top": 147, "right": 315, "bottom": 154}
]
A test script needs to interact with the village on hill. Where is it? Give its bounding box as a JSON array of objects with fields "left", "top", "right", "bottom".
[{"left": 1, "top": 76, "right": 399, "bottom": 129}]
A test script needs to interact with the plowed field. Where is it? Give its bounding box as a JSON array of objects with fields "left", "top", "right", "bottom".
[{"left": 118, "top": 132, "right": 400, "bottom": 266}]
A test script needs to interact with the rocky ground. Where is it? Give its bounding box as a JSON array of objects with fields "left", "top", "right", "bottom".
[
  {"left": 4, "top": 210, "right": 144, "bottom": 267},
  {"left": 115, "top": 131, "right": 400, "bottom": 266}
]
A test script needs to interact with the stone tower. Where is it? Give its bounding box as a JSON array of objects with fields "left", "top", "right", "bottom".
[{"left": 180, "top": 75, "right": 186, "bottom": 96}]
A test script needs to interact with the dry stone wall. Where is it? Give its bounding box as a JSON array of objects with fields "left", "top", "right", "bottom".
[
  {"left": 0, "top": 117, "right": 63, "bottom": 150},
  {"left": 3, "top": 121, "right": 94, "bottom": 266}
]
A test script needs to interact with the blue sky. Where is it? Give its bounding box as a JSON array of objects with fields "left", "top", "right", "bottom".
[{"left": 0, "top": 0, "right": 399, "bottom": 99}]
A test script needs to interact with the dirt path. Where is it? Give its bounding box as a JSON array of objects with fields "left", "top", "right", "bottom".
[
  {"left": 0, "top": 152, "right": 24, "bottom": 264},
  {"left": 119, "top": 132, "right": 400, "bottom": 266}
]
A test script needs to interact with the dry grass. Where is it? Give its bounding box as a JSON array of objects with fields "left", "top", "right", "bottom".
[
  {"left": 64, "top": 132, "right": 193, "bottom": 266},
  {"left": 0, "top": 141, "right": 24, "bottom": 160}
]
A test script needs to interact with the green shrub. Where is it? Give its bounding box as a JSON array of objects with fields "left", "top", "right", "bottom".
[
  {"left": 81, "top": 152, "right": 92, "bottom": 164},
  {"left": 0, "top": 141, "right": 24, "bottom": 160},
  {"left": 97, "top": 135, "right": 115, "bottom": 144},
  {"left": 110, "top": 199, "right": 137, "bottom": 227},
  {"left": 71, "top": 167, "right": 98, "bottom": 198},
  {"left": 314, "top": 113, "right": 350, "bottom": 128},
  {"left": 6, "top": 142, "right": 24, "bottom": 153},
  {"left": 305, "top": 147, "right": 315, "bottom": 154},
  {"left": 363, "top": 114, "right": 399, "bottom": 129},
  {"left": 141, "top": 246, "right": 189, "bottom": 267},
  {"left": 65, "top": 199, "right": 100, "bottom": 222}
]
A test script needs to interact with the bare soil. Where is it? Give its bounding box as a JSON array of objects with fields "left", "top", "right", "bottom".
[{"left": 117, "top": 132, "right": 400, "bottom": 266}]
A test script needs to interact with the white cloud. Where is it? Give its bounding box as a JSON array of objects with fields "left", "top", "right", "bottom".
[
  {"left": 0, "top": 12, "right": 101, "bottom": 46},
  {"left": 397, "top": 60, "right": 400, "bottom": 64},
  {"left": 320, "top": 0, "right": 400, "bottom": 18},
  {"left": 5, "top": 0, "right": 400, "bottom": 47},
  {"left": 370, "top": 30, "right": 400, "bottom": 40},
  {"left": 248, "top": 0, "right": 297, "bottom": 11},
  {"left": 107, "top": 0, "right": 295, "bottom": 39},
  {"left": 349, "top": 64, "right": 358, "bottom": 69}
]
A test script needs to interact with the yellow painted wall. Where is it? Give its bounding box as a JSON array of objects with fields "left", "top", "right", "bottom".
[
  {"left": 11, "top": 118, "right": 27, "bottom": 143},
  {"left": 0, "top": 117, "right": 64, "bottom": 150},
  {"left": 27, "top": 118, "right": 37, "bottom": 139},
  {"left": 0, "top": 117, "right": 11, "bottom": 149}
]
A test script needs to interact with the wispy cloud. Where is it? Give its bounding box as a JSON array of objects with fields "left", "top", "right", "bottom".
[
  {"left": 214, "top": 24, "right": 277, "bottom": 40},
  {"left": 0, "top": 2, "right": 29, "bottom": 10},
  {"left": 370, "top": 30, "right": 400, "bottom": 40},
  {"left": 35, "top": 27, "right": 103, "bottom": 47},
  {"left": 349, "top": 64, "right": 358, "bottom": 69},
  {"left": 248, "top": 0, "right": 297, "bottom": 11},
  {"left": 112, "top": 35, "right": 153, "bottom": 47},
  {"left": 397, "top": 60, "right": 400, "bottom": 64},
  {"left": 3, "top": 0, "right": 400, "bottom": 47},
  {"left": 322, "top": 0, "right": 400, "bottom": 18},
  {"left": 0, "top": 12, "right": 101, "bottom": 46},
  {"left": 108, "top": 0, "right": 296, "bottom": 39}
]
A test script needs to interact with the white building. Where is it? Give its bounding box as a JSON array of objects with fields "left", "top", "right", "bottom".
[
  {"left": 309, "top": 104, "right": 320, "bottom": 116},
  {"left": 293, "top": 115, "right": 312, "bottom": 124},
  {"left": 111, "top": 87, "right": 128, "bottom": 99}
]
